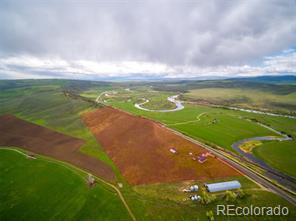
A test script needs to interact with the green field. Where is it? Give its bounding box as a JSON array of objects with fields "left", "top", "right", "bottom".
[
  {"left": 82, "top": 86, "right": 176, "bottom": 110},
  {"left": 0, "top": 148, "right": 131, "bottom": 221},
  {"left": 184, "top": 88, "right": 296, "bottom": 114},
  {"left": 141, "top": 93, "right": 176, "bottom": 110},
  {"left": 253, "top": 141, "right": 296, "bottom": 178}
]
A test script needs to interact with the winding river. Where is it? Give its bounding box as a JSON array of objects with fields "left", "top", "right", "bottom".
[
  {"left": 134, "top": 95, "right": 184, "bottom": 112},
  {"left": 231, "top": 123, "right": 295, "bottom": 187},
  {"left": 231, "top": 123, "right": 292, "bottom": 169},
  {"left": 226, "top": 106, "right": 296, "bottom": 119},
  {"left": 232, "top": 136, "right": 292, "bottom": 169}
]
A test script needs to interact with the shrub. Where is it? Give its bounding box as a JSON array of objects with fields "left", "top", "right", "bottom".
[
  {"left": 224, "top": 190, "right": 237, "bottom": 202},
  {"left": 200, "top": 188, "right": 217, "bottom": 204},
  {"left": 236, "top": 188, "right": 245, "bottom": 199},
  {"left": 206, "top": 210, "right": 215, "bottom": 221}
]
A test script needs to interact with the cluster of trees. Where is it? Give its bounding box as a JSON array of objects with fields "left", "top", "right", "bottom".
[
  {"left": 201, "top": 189, "right": 246, "bottom": 220},
  {"left": 224, "top": 189, "right": 245, "bottom": 202},
  {"left": 200, "top": 188, "right": 245, "bottom": 205},
  {"left": 200, "top": 188, "right": 217, "bottom": 205}
]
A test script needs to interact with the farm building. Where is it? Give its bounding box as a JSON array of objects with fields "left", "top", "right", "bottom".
[
  {"left": 169, "top": 147, "right": 177, "bottom": 154},
  {"left": 198, "top": 155, "right": 207, "bottom": 163},
  {"left": 197, "top": 152, "right": 215, "bottom": 163},
  {"left": 205, "top": 180, "right": 241, "bottom": 192}
]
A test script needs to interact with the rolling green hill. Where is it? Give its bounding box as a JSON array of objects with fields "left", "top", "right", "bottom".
[
  {"left": 0, "top": 83, "right": 115, "bottom": 169},
  {"left": 0, "top": 149, "right": 131, "bottom": 221}
]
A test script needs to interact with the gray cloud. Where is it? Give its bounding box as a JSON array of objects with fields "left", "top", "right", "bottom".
[{"left": 0, "top": 0, "right": 296, "bottom": 79}]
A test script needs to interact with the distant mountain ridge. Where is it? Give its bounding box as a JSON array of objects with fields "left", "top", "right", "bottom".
[{"left": 230, "top": 75, "right": 296, "bottom": 84}]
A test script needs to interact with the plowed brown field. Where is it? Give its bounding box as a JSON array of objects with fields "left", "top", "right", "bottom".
[
  {"left": 0, "top": 115, "right": 115, "bottom": 181},
  {"left": 83, "top": 107, "right": 240, "bottom": 185}
]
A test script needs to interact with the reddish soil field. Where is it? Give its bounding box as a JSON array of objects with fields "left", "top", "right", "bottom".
[
  {"left": 0, "top": 115, "right": 115, "bottom": 181},
  {"left": 83, "top": 107, "right": 240, "bottom": 185}
]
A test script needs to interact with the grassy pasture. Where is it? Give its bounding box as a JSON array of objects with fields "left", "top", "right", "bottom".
[
  {"left": 228, "top": 111, "right": 296, "bottom": 178},
  {"left": 130, "top": 176, "right": 296, "bottom": 221},
  {"left": 109, "top": 101, "right": 277, "bottom": 151},
  {"left": 0, "top": 148, "right": 131, "bottom": 221},
  {"left": 253, "top": 141, "right": 296, "bottom": 178},
  {"left": 169, "top": 110, "right": 275, "bottom": 150},
  {"left": 140, "top": 93, "right": 176, "bottom": 110},
  {"left": 184, "top": 88, "right": 296, "bottom": 114},
  {"left": 83, "top": 86, "right": 176, "bottom": 110}
]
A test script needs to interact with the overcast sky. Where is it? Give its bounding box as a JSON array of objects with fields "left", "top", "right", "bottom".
[{"left": 0, "top": 0, "right": 296, "bottom": 80}]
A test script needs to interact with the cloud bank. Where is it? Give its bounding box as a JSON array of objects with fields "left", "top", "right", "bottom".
[{"left": 0, "top": 0, "right": 295, "bottom": 79}]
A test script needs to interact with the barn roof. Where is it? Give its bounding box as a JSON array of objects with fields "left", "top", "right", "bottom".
[{"left": 205, "top": 180, "right": 241, "bottom": 192}]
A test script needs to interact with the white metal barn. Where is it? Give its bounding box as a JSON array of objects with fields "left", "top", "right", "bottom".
[{"left": 205, "top": 180, "right": 241, "bottom": 192}]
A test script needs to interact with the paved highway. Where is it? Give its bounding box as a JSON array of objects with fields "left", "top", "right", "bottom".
[{"left": 165, "top": 126, "right": 296, "bottom": 206}]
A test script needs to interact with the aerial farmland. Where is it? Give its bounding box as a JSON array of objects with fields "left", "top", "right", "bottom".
[
  {"left": 1, "top": 1, "right": 296, "bottom": 220},
  {"left": 1, "top": 78, "right": 295, "bottom": 221},
  {"left": 82, "top": 106, "right": 240, "bottom": 185}
]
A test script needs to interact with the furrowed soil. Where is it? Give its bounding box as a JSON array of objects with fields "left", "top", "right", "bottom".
[
  {"left": 83, "top": 107, "right": 240, "bottom": 185},
  {"left": 0, "top": 115, "right": 115, "bottom": 181}
]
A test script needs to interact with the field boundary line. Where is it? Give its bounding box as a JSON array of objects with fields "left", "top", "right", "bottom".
[
  {"left": 168, "top": 112, "right": 207, "bottom": 126},
  {"left": 0, "top": 147, "right": 31, "bottom": 158}
]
